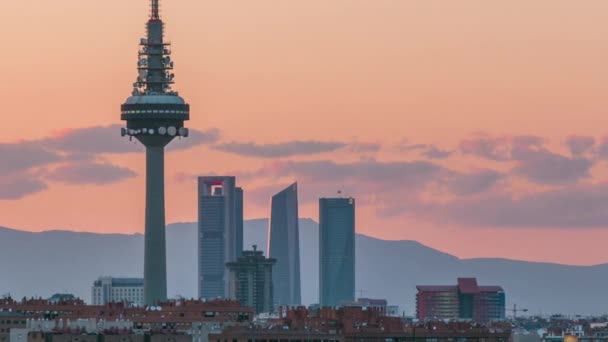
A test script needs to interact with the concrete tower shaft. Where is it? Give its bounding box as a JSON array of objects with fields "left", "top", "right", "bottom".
[{"left": 120, "top": 0, "right": 190, "bottom": 305}]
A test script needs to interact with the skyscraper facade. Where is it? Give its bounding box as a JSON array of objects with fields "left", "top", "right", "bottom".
[
  {"left": 198, "top": 176, "right": 244, "bottom": 299},
  {"left": 268, "top": 183, "right": 301, "bottom": 306},
  {"left": 226, "top": 245, "right": 276, "bottom": 314},
  {"left": 235, "top": 187, "right": 244, "bottom": 259},
  {"left": 319, "top": 197, "right": 356, "bottom": 307},
  {"left": 119, "top": 0, "right": 190, "bottom": 305},
  {"left": 416, "top": 278, "right": 506, "bottom": 322}
]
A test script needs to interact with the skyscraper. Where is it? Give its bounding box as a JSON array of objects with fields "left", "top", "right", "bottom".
[
  {"left": 120, "top": 0, "right": 190, "bottom": 305},
  {"left": 198, "top": 177, "right": 244, "bottom": 299},
  {"left": 268, "top": 183, "right": 301, "bottom": 306},
  {"left": 235, "top": 187, "right": 244, "bottom": 259},
  {"left": 319, "top": 197, "right": 355, "bottom": 307},
  {"left": 226, "top": 245, "right": 276, "bottom": 314}
]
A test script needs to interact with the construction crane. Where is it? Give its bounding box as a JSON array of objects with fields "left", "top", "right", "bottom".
[
  {"left": 507, "top": 304, "right": 528, "bottom": 319},
  {"left": 357, "top": 289, "right": 365, "bottom": 299}
]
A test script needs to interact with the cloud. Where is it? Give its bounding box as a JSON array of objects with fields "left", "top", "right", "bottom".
[
  {"left": 398, "top": 142, "right": 453, "bottom": 160},
  {"left": 460, "top": 134, "right": 544, "bottom": 161},
  {"left": 189, "top": 158, "right": 448, "bottom": 208},
  {"left": 46, "top": 162, "right": 136, "bottom": 185},
  {"left": 368, "top": 179, "right": 608, "bottom": 229},
  {"left": 0, "top": 142, "right": 63, "bottom": 176},
  {"left": 446, "top": 169, "right": 504, "bottom": 196},
  {"left": 459, "top": 136, "right": 511, "bottom": 161},
  {"left": 246, "top": 182, "right": 334, "bottom": 208},
  {"left": 167, "top": 128, "right": 221, "bottom": 151},
  {"left": 458, "top": 134, "right": 591, "bottom": 185},
  {"left": 399, "top": 143, "right": 427, "bottom": 151},
  {"left": 245, "top": 184, "right": 289, "bottom": 207},
  {"left": 42, "top": 125, "right": 142, "bottom": 154},
  {"left": 242, "top": 155, "right": 596, "bottom": 228},
  {"left": 597, "top": 138, "right": 608, "bottom": 159},
  {"left": 565, "top": 135, "right": 595, "bottom": 157},
  {"left": 0, "top": 123, "right": 218, "bottom": 176},
  {"left": 346, "top": 142, "right": 382, "bottom": 153},
  {"left": 43, "top": 125, "right": 219, "bottom": 155},
  {"left": 212, "top": 141, "right": 347, "bottom": 158},
  {"left": 421, "top": 146, "right": 454, "bottom": 160},
  {"left": 212, "top": 138, "right": 382, "bottom": 158},
  {"left": 0, "top": 173, "right": 48, "bottom": 200},
  {"left": 271, "top": 159, "right": 444, "bottom": 185},
  {"left": 512, "top": 149, "right": 592, "bottom": 185},
  {"left": 423, "top": 183, "right": 608, "bottom": 228}
]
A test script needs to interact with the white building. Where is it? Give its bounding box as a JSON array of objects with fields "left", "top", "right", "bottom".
[{"left": 91, "top": 277, "right": 144, "bottom": 306}]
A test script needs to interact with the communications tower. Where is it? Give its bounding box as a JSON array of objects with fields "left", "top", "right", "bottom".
[{"left": 120, "top": 0, "right": 190, "bottom": 305}]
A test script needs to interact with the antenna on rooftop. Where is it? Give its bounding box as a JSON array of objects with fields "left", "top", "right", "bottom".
[{"left": 151, "top": 0, "right": 160, "bottom": 20}]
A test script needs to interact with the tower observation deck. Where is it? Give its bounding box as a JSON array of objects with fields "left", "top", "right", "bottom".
[{"left": 120, "top": 0, "right": 190, "bottom": 305}]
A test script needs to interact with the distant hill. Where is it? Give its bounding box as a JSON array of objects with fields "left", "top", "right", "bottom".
[{"left": 0, "top": 220, "right": 606, "bottom": 315}]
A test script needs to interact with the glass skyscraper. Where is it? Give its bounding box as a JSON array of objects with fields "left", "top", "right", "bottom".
[
  {"left": 235, "top": 187, "right": 244, "bottom": 259},
  {"left": 319, "top": 197, "right": 355, "bottom": 307},
  {"left": 268, "top": 183, "right": 301, "bottom": 306},
  {"left": 198, "top": 176, "right": 243, "bottom": 299}
]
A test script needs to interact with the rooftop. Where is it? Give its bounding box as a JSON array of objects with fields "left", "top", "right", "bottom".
[{"left": 416, "top": 278, "right": 504, "bottom": 293}]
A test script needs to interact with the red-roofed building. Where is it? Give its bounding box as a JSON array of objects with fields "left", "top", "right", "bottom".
[
  {"left": 0, "top": 297, "right": 253, "bottom": 332},
  {"left": 210, "top": 306, "right": 512, "bottom": 342},
  {"left": 416, "top": 278, "right": 505, "bottom": 322}
]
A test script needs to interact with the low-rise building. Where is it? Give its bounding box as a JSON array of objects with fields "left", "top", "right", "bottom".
[
  {"left": 416, "top": 278, "right": 505, "bottom": 322},
  {"left": 0, "top": 313, "right": 27, "bottom": 342},
  {"left": 22, "top": 330, "right": 190, "bottom": 342},
  {"left": 0, "top": 297, "right": 252, "bottom": 342},
  {"left": 92, "top": 277, "right": 144, "bottom": 306},
  {"left": 341, "top": 298, "right": 400, "bottom": 317},
  {"left": 211, "top": 306, "right": 512, "bottom": 342}
]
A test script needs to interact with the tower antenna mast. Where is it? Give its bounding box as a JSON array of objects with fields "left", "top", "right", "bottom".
[
  {"left": 151, "top": 0, "right": 160, "bottom": 20},
  {"left": 120, "top": 0, "right": 190, "bottom": 305}
]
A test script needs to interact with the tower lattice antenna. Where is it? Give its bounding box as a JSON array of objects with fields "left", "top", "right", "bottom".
[{"left": 151, "top": 0, "right": 160, "bottom": 20}]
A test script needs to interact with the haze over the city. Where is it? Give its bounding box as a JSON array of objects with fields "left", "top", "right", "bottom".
[{"left": 2, "top": 0, "right": 608, "bottom": 266}]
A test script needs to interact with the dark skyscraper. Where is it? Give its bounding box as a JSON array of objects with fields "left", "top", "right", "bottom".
[
  {"left": 235, "top": 187, "right": 244, "bottom": 259},
  {"left": 120, "top": 0, "right": 190, "bottom": 304},
  {"left": 319, "top": 197, "right": 355, "bottom": 307},
  {"left": 198, "top": 177, "right": 244, "bottom": 299},
  {"left": 268, "top": 183, "right": 301, "bottom": 306},
  {"left": 227, "top": 245, "right": 276, "bottom": 314}
]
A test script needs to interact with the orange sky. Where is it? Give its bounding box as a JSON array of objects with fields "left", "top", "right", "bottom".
[{"left": 2, "top": 0, "right": 608, "bottom": 265}]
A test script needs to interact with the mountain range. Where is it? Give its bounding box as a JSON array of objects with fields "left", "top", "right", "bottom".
[{"left": 0, "top": 218, "right": 606, "bottom": 315}]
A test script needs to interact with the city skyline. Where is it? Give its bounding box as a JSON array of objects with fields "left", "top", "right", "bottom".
[{"left": 3, "top": 0, "right": 608, "bottom": 266}]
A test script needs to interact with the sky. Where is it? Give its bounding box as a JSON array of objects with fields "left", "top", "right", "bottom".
[{"left": 2, "top": 0, "right": 608, "bottom": 265}]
